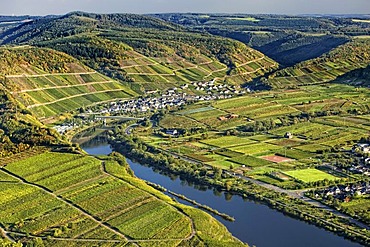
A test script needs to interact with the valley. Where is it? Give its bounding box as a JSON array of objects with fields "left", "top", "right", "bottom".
[{"left": 0, "top": 11, "right": 369, "bottom": 247}]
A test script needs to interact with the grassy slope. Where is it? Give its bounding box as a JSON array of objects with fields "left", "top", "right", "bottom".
[
  {"left": 0, "top": 46, "right": 136, "bottom": 119},
  {"left": 263, "top": 38, "right": 370, "bottom": 89}
]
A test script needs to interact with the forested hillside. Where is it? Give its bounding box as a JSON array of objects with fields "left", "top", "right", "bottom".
[{"left": 0, "top": 90, "right": 65, "bottom": 157}]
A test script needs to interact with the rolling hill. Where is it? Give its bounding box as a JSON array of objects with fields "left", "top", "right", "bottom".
[
  {"left": 0, "top": 46, "right": 137, "bottom": 120},
  {"left": 336, "top": 64, "right": 370, "bottom": 87},
  {"left": 0, "top": 12, "right": 278, "bottom": 93},
  {"left": 153, "top": 13, "right": 370, "bottom": 67}
]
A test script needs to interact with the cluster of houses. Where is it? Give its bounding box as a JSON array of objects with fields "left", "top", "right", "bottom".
[
  {"left": 349, "top": 143, "right": 370, "bottom": 176},
  {"left": 315, "top": 182, "right": 370, "bottom": 202},
  {"left": 53, "top": 81, "right": 252, "bottom": 134},
  {"left": 101, "top": 94, "right": 188, "bottom": 114},
  {"left": 86, "top": 81, "right": 249, "bottom": 116},
  {"left": 53, "top": 124, "right": 74, "bottom": 134},
  {"left": 190, "top": 80, "right": 249, "bottom": 95}
]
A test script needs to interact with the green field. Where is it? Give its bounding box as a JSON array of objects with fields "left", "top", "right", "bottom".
[
  {"left": 1, "top": 151, "right": 244, "bottom": 246},
  {"left": 201, "top": 136, "right": 256, "bottom": 148},
  {"left": 229, "top": 155, "right": 273, "bottom": 167},
  {"left": 229, "top": 142, "right": 281, "bottom": 156},
  {"left": 284, "top": 169, "right": 339, "bottom": 183}
]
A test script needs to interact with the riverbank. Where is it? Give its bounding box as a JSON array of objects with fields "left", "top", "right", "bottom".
[
  {"left": 108, "top": 132, "right": 369, "bottom": 246},
  {"left": 146, "top": 181, "right": 235, "bottom": 222}
]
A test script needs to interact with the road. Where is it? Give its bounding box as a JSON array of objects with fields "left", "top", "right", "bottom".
[
  {"left": 12, "top": 80, "right": 114, "bottom": 94},
  {"left": 27, "top": 89, "right": 129, "bottom": 108}
]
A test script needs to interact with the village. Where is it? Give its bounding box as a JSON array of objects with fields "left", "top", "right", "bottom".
[
  {"left": 314, "top": 181, "right": 370, "bottom": 202},
  {"left": 54, "top": 81, "right": 249, "bottom": 134},
  {"left": 349, "top": 143, "right": 370, "bottom": 176}
]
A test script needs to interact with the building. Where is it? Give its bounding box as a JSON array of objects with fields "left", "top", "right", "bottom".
[
  {"left": 284, "top": 132, "right": 293, "bottom": 139},
  {"left": 165, "top": 129, "right": 178, "bottom": 136}
]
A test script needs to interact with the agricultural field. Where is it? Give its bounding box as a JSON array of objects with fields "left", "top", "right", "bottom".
[
  {"left": 284, "top": 169, "right": 339, "bottom": 183},
  {"left": 159, "top": 115, "right": 205, "bottom": 129},
  {"left": 0, "top": 152, "right": 198, "bottom": 244},
  {"left": 229, "top": 155, "right": 274, "bottom": 167},
  {"left": 145, "top": 83, "right": 370, "bottom": 189},
  {"left": 228, "top": 142, "right": 281, "bottom": 156},
  {"left": 7, "top": 72, "right": 136, "bottom": 119},
  {"left": 201, "top": 136, "right": 256, "bottom": 148}
]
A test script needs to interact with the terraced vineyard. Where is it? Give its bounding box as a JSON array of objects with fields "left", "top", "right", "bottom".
[
  {"left": 119, "top": 43, "right": 277, "bottom": 89},
  {"left": 0, "top": 47, "right": 137, "bottom": 119},
  {"left": 0, "top": 152, "right": 244, "bottom": 246},
  {"left": 8, "top": 72, "right": 136, "bottom": 118},
  {"left": 264, "top": 39, "right": 370, "bottom": 89}
]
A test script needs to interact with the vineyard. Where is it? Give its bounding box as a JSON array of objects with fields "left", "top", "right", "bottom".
[
  {"left": 0, "top": 47, "right": 137, "bottom": 120},
  {"left": 7, "top": 72, "right": 136, "bottom": 118},
  {"left": 265, "top": 39, "right": 370, "bottom": 89},
  {"left": 0, "top": 152, "right": 193, "bottom": 245}
]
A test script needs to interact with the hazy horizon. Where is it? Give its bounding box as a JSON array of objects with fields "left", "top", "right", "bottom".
[{"left": 0, "top": 0, "right": 369, "bottom": 16}]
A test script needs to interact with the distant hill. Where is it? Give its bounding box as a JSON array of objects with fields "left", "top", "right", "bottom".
[
  {"left": 0, "top": 12, "right": 182, "bottom": 44},
  {"left": 261, "top": 38, "right": 370, "bottom": 89},
  {"left": 0, "top": 12, "right": 278, "bottom": 92},
  {"left": 0, "top": 46, "right": 136, "bottom": 120},
  {"left": 153, "top": 13, "right": 370, "bottom": 67}
]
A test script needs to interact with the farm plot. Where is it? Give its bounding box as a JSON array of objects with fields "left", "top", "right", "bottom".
[
  {"left": 6, "top": 153, "right": 102, "bottom": 191},
  {"left": 270, "top": 122, "right": 335, "bottom": 140},
  {"left": 160, "top": 115, "right": 204, "bottom": 129},
  {"left": 8, "top": 72, "right": 136, "bottom": 118},
  {"left": 228, "top": 142, "right": 281, "bottom": 156},
  {"left": 261, "top": 155, "right": 294, "bottom": 163},
  {"left": 283, "top": 168, "right": 339, "bottom": 183},
  {"left": 178, "top": 106, "right": 215, "bottom": 115},
  {"left": 201, "top": 136, "right": 256, "bottom": 148},
  {"left": 295, "top": 144, "right": 331, "bottom": 153},
  {"left": 212, "top": 95, "right": 266, "bottom": 110},
  {"left": 187, "top": 108, "right": 226, "bottom": 120},
  {"left": 229, "top": 155, "right": 274, "bottom": 167},
  {"left": 275, "top": 148, "right": 313, "bottom": 160}
]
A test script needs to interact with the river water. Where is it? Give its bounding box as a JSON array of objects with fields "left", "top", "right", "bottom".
[{"left": 81, "top": 142, "right": 363, "bottom": 247}]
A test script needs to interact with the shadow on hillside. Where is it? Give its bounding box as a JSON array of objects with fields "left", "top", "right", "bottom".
[{"left": 332, "top": 64, "right": 370, "bottom": 87}]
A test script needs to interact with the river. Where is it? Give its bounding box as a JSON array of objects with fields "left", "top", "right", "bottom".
[{"left": 81, "top": 141, "right": 363, "bottom": 247}]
